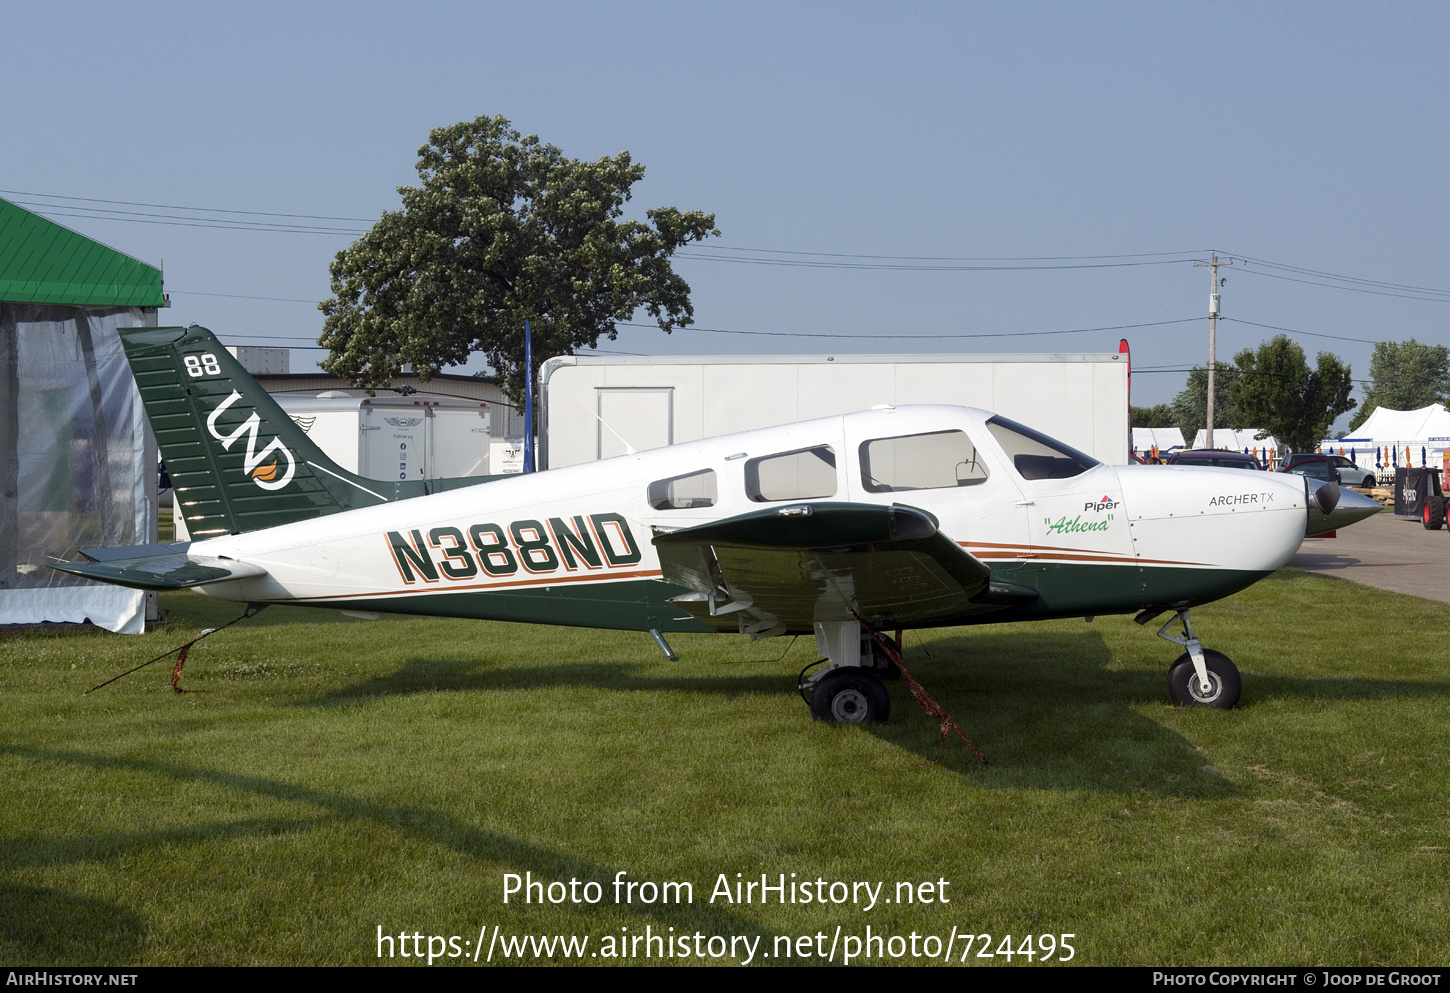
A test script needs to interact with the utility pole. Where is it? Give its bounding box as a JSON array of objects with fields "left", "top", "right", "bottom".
[{"left": 1194, "top": 254, "right": 1232, "bottom": 449}]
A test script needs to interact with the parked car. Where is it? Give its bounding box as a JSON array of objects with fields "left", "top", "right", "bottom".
[
  {"left": 1279, "top": 454, "right": 1376, "bottom": 488},
  {"left": 1165, "top": 449, "right": 1263, "bottom": 470}
]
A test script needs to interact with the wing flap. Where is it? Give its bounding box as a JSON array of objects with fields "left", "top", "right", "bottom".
[{"left": 654, "top": 502, "right": 1023, "bottom": 632}]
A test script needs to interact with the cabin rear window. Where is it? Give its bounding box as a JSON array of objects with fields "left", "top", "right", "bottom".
[
  {"left": 648, "top": 469, "right": 718, "bottom": 510},
  {"left": 745, "top": 446, "right": 837, "bottom": 502},
  {"left": 985, "top": 415, "right": 1098, "bottom": 480},
  {"left": 859, "top": 430, "right": 988, "bottom": 492}
]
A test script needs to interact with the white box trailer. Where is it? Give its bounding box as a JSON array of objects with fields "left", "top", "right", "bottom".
[
  {"left": 539, "top": 352, "right": 1130, "bottom": 469},
  {"left": 168, "top": 394, "right": 495, "bottom": 542},
  {"left": 274, "top": 394, "right": 495, "bottom": 480},
  {"left": 172, "top": 393, "right": 499, "bottom": 541}
]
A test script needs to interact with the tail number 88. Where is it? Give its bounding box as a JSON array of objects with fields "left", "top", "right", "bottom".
[{"left": 184, "top": 354, "right": 222, "bottom": 377}]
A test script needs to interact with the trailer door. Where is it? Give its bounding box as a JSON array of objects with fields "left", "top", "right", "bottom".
[{"left": 596, "top": 387, "right": 673, "bottom": 460}]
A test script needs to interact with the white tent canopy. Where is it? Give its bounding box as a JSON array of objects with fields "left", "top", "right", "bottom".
[
  {"left": 1342, "top": 404, "right": 1450, "bottom": 446},
  {"left": 1132, "top": 427, "right": 1184, "bottom": 452},
  {"left": 1190, "top": 428, "right": 1278, "bottom": 452}
]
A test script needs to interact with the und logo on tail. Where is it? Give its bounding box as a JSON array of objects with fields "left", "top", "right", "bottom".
[{"left": 205, "top": 390, "right": 297, "bottom": 491}]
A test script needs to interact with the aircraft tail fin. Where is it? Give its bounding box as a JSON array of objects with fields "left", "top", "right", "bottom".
[{"left": 123, "top": 325, "right": 406, "bottom": 537}]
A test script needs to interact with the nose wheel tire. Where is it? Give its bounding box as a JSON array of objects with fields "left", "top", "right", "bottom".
[
  {"left": 1166, "top": 650, "right": 1241, "bottom": 709},
  {"left": 810, "top": 669, "right": 891, "bottom": 724}
]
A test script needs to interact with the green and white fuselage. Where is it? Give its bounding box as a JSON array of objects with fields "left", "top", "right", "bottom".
[
  {"left": 56, "top": 326, "right": 1381, "bottom": 717},
  {"left": 87, "top": 405, "right": 1315, "bottom": 631}
]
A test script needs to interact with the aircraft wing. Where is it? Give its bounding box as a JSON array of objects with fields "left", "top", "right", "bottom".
[
  {"left": 653, "top": 503, "right": 1035, "bottom": 635},
  {"left": 49, "top": 543, "right": 267, "bottom": 591}
]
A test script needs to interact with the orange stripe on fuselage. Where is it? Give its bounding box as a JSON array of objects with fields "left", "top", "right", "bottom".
[
  {"left": 961, "top": 541, "right": 1207, "bottom": 568},
  {"left": 290, "top": 568, "right": 665, "bottom": 602}
]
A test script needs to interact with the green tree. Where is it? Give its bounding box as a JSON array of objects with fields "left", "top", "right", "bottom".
[
  {"left": 1130, "top": 403, "right": 1175, "bottom": 428},
  {"left": 1171, "top": 365, "right": 1241, "bottom": 443},
  {"left": 1348, "top": 338, "right": 1449, "bottom": 431},
  {"left": 319, "top": 116, "right": 718, "bottom": 399},
  {"left": 1230, "top": 336, "right": 1356, "bottom": 452}
]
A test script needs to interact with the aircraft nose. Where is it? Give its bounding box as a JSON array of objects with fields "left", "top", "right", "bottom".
[
  {"left": 1113, "top": 464, "right": 1310, "bottom": 577},
  {"left": 1305, "top": 479, "right": 1382, "bottom": 536}
]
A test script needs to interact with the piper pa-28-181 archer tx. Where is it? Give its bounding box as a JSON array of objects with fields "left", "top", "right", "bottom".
[{"left": 55, "top": 326, "right": 1381, "bottom": 723}]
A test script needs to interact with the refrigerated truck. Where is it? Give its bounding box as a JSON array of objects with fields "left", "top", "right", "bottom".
[{"left": 538, "top": 352, "right": 1131, "bottom": 470}]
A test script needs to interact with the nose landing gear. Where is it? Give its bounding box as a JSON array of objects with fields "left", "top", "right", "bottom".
[{"left": 1151, "top": 609, "right": 1241, "bottom": 709}]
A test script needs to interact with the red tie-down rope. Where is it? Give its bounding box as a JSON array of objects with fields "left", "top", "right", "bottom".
[
  {"left": 87, "top": 603, "right": 269, "bottom": 695},
  {"left": 861, "top": 622, "right": 989, "bottom": 765}
]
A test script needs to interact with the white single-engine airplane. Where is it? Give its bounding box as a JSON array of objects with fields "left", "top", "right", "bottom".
[{"left": 57, "top": 326, "right": 1380, "bottom": 723}]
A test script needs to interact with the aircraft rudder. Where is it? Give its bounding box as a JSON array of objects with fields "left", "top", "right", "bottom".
[{"left": 121, "top": 325, "right": 388, "bottom": 535}]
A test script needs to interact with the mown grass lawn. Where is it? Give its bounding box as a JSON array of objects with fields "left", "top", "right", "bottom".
[{"left": 2, "top": 567, "right": 1447, "bottom": 966}]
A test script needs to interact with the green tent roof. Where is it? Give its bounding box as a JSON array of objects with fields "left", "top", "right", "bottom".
[{"left": 0, "top": 197, "right": 164, "bottom": 307}]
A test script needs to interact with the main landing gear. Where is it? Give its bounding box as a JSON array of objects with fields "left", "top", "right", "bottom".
[
  {"left": 810, "top": 668, "right": 891, "bottom": 724},
  {"left": 1152, "top": 609, "right": 1241, "bottom": 709},
  {"left": 800, "top": 621, "right": 892, "bottom": 724}
]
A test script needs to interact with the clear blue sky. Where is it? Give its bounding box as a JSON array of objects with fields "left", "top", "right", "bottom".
[{"left": 6, "top": 1, "right": 1447, "bottom": 423}]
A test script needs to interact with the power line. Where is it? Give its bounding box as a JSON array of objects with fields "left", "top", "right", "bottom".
[
  {"left": 171, "top": 290, "right": 326, "bottom": 304},
  {"left": 16, "top": 205, "right": 367, "bottom": 236},
  {"left": 172, "top": 292, "right": 1201, "bottom": 341},
  {"left": 673, "top": 251, "right": 1197, "bottom": 272},
  {"left": 691, "top": 245, "right": 1202, "bottom": 262},
  {"left": 1230, "top": 265, "right": 1450, "bottom": 304},
  {"left": 18, "top": 207, "right": 366, "bottom": 236},
  {"left": 13, "top": 185, "right": 1450, "bottom": 310},
  {"left": 618, "top": 318, "right": 1200, "bottom": 339},
  {"left": 1221, "top": 318, "right": 1382, "bottom": 345},
  {"left": 1228, "top": 252, "right": 1450, "bottom": 298},
  {"left": 0, "top": 189, "right": 374, "bottom": 223}
]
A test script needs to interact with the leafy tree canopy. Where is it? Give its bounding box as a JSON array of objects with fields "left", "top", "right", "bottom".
[
  {"left": 1348, "top": 338, "right": 1449, "bottom": 431},
  {"left": 1130, "top": 404, "right": 1175, "bottom": 428},
  {"left": 1230, "top": 335, "right": 1356, "bottom": 452},
  {"left": 319, "top": 116, "right": 719, "bottom": 399},
  {"left": 1171, "top": 365, "right": 1241, "bottom": 442}
]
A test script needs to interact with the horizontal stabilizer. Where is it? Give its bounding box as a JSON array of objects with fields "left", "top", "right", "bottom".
[{"left": 50, "top": 543, "right": 266, "bottom": 591}]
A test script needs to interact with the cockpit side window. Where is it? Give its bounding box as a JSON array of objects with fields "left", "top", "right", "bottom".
[
  {"left": 648, "top": 469, "right": 718, "bottom": 510},
  {"left": 985, "top": 415, "right": 1098, "bottom": 480},
  {"left": 859, "top": 430, "right": 988, "bottom": 492},
  {"left": 745, "top": 446, "right": 837, "bottom": 502}
]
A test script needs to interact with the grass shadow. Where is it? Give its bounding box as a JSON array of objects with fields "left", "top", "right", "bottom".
[
  {"left": 298, "top": 656, "right": 792, "bottom": 706},
  {"left": 0, "top": 745, "right": 786, "bottom": 964},
  {"left": 0, "top": 882, "right": 145, "bottom": 962}
]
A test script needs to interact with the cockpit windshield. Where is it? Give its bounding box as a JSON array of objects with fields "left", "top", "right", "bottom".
[{"left": 985, "top": 415, "right": 1099, "bottom": 480}]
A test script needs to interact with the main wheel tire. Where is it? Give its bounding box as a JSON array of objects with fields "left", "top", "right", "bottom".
[
  {"left": 1166, "top": 650, "right": 1241, "bottom": 709},
  {"left": 810, "top": 669, "right": 891, "bottom": 724}
]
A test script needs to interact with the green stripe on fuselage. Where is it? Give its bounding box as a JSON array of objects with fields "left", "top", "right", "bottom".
[
  {"left": 293, "top": 579, "right": 715, "bottom": 633},
  {"left": 986, "top": 561, "right": 1272, "bottom": 622},
  {"left": 230, "top": 563, "right": 1266, "bottom": 636}
]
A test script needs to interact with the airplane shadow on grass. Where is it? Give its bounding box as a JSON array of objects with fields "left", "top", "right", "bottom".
[
  {"left": 290, "top": 627, "right": 1450, "bottom": 800},
  {"left": 0, "top": 744, "right": 788, "bottom": 966},
  {"left": 0, "top": 880, "right": 145, "bottom": 962}
]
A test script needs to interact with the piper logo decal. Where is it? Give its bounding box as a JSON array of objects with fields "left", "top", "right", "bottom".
[
  {"left": 205, "top": 391, "right": 297, "bottom": 491},
  {"left": 1084, "top": 495, "right": 1119, "bottom": 513}
]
